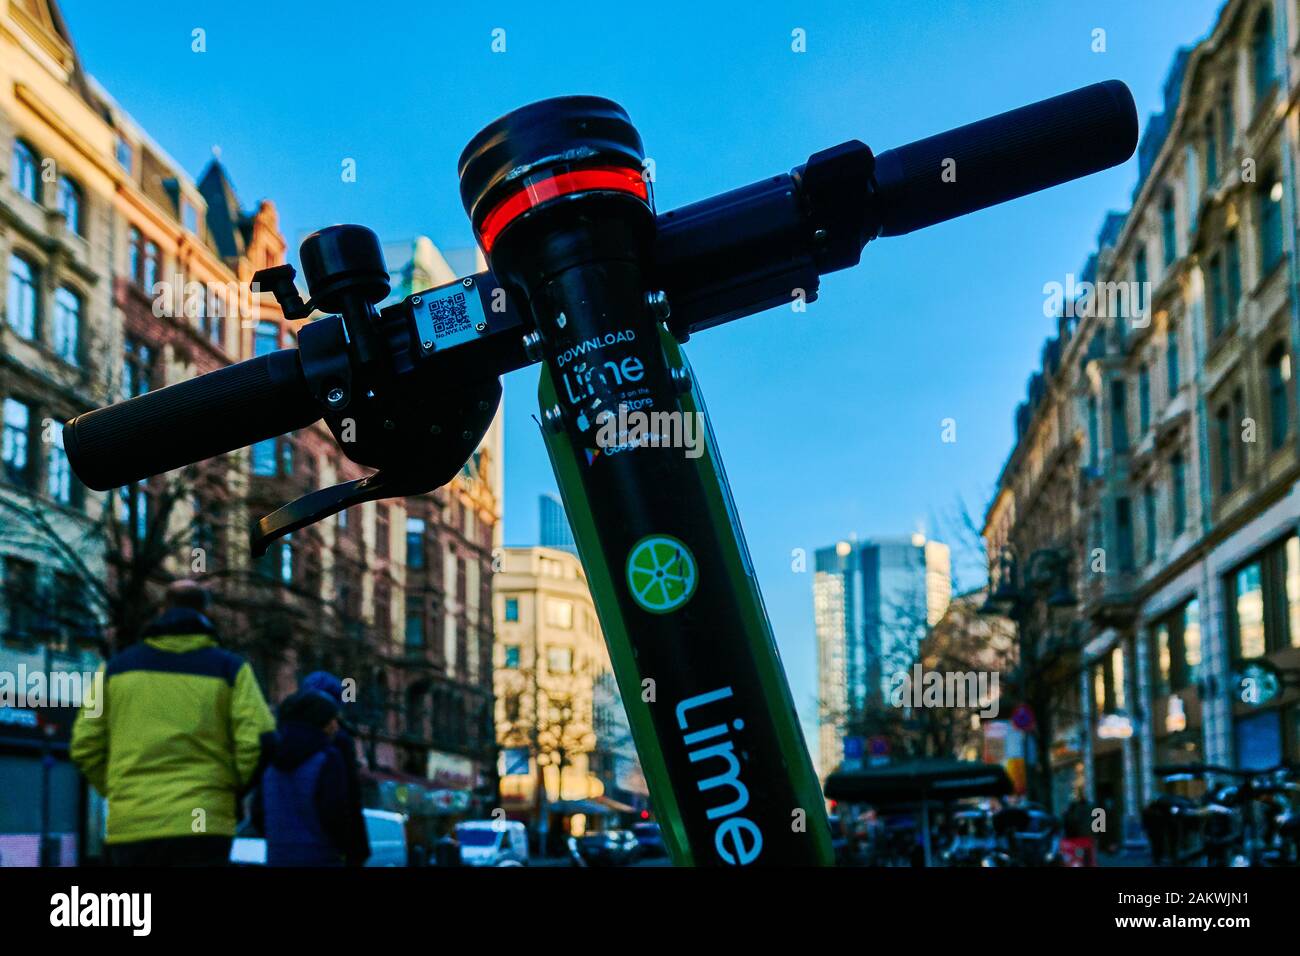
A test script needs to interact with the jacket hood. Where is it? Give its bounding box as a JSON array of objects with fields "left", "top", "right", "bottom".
[
  {"left": 143, "top": 607, "right": 216, "bottom": 640},
  {"left": 272, "top": 721, "right": 333, "bottom": 771}
]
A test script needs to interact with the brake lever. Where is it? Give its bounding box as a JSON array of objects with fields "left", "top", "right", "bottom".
[{"left": 253, "top": 468, "right": 429, "bottom": 557}]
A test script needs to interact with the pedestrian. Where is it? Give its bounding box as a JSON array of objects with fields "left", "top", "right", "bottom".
[
  {"left": 70, "top": 579, "right": 276, "bottom": 866},
  {"left": 252, "top": 689, "right": 352, "bottom": 866},
  {"left": 299, "top": 670, "right": 370, "bottom": 866}
]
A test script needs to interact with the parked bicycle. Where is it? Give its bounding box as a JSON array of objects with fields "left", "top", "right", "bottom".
[{"left": 1146, "top": 764, "right": 1300, "bottom": 867}]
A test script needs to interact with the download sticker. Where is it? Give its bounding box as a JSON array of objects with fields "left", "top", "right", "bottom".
[{"left": 626, "top": 534, "right": 698, "bottom": 614}]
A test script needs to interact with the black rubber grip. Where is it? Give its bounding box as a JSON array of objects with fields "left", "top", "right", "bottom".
[
  {"left": 873, "top": 80, "right": 1138, "bottom": 237},
  {"left": 65, "top": 349, "right": 322, "bottom": 490}
]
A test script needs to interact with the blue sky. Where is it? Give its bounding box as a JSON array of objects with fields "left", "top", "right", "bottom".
[{"left": 61, "top": 0, "right": 1227, "bottom": 744}]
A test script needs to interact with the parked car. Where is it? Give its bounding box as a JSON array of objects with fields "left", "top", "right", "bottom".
[
  {"left": 456, "top": 820, "right": 529, "bottom": 867},
  {"left": 364, "top": 809, "right": 409, "bottom": 867},
  {"left": 572, "top": 829, "right": 639, "bottom": 866},
  {"left": 230, "top": 808, "right": 410, "bottom": 866},
  {"left": 632, "top": 822, "right": 667, "bottom": 858}
]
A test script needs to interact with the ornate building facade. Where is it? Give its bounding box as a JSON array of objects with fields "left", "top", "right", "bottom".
[{"left": 986, "top": 0, "right": 1300, "bottom": 846}]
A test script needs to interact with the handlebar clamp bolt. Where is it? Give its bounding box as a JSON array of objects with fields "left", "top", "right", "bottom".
[
  {"left": 522, "top": 331, "right": 543, "bottom": 363},
  {"left": 326, "top": 387, "right": 347, "bottom": 407},
  {"left": 646, "top": 290, "right": 671, "bottom": 322},
  {"left": 671, "top": 366, "right": 692, "bottom": 394}
]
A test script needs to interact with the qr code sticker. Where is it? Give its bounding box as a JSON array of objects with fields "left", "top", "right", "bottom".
[{"left": 430, "top": 291, "right": 471, "bottom": 340}]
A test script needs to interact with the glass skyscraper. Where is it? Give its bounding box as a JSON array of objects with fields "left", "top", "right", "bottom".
[{"left": 815, "top": 535, "right": 951, "bottom": 776}]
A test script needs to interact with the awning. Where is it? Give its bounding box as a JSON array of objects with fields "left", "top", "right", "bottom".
[
  {"left": 824, "top": 759, "right": 1012, "bottom": 807},
  {"left": 549, "top": 799, "right": 617, "bottom": 816}
]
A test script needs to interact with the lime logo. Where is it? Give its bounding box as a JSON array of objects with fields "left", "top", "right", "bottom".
[{"left": 626, "top": 534, "right": 697, "bottom": 614}]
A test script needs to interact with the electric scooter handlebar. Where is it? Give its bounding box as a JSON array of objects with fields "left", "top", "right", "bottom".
[
  {"left": 65, "top": 349, "right": 321, "bottom": 490},
  {"left": 872, "top": 79, "right": 1138, "bottom": 236},
  {"left": 65, "top": 81, "right": 1138, "bottom": 497}
]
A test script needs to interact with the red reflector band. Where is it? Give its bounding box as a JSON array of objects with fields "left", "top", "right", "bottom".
[{"left": 478, "top": 166, "right": 649, "bottom": 253}]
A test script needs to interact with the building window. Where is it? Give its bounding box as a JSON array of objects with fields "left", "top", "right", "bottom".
[
  {"left": 1138, "top": 363, "right": 1151, "bottom": 434},
  {"left": 546, "top": 646, "right": 573, "bottom": 674},
  {"left": 47, "top": 420, "right": 74, "bottom": 506},
  {"left": 206, "top": 292, "right": 225, "bottom": 347},
  {"left": 1228, "top": 535, "right": 1300, "bottom": 658},
  {"left": 1171, "top": 452, "right": 1187, "bottom": 536},
  {"left": 1110, "top": 379, "right": 1129, "bottom": 453},
  {"left": 53, "top": 286, "right": 81, "bottom": 365},
  {"left": 1161, "top": 192, "right": 1177, "bottom": 268},
  {"left": 1116, "top": 497, "right": 1135, "bottom": 572},
  {"left": 1259, "top": 172, "right": 1285, "bottom": 274},
  {"left": 1111, "top": 644, "right": 1127, "bottom": 711},
  {"left": 1252, "top": 7, "right": 1277, "bottom": 105},
  {"left": 406, "top": 517, "right": 426, "bottom": 569},
  {"left": 57, "top": 176, "right": 83, "bottom": 235},
  {"left": 251, "top": 439, "right": 277, "bottom": 476},
  {"left": 1151, "top": 598, "right": 1201, "bottom": 694},
  {"left": 11, "top": 140, "right": 39, "bottom": 203},
  {"left": 504, "top": 597, "right": 519, "bottom": 622},
  {"left": 1087, "top": 395, "right": 1100, "bottom": 469},
  {"left": 114, "top": 134, "right": 132, "bottom": 171},
  {"left": 143, "top": 240, "right": 160, "bottom": 291},
  {"left": 1216, "top": 403, "right": 1233, "bottom": 495},
  {"left": 1208, "top": 253, "right": 1227, "bottom": 337},
  {"left": 257, "top": 537, "right": 293, "bottom": 584},
  {"left": 545, "top": 598, "right": 573, "bottom": 629},
  {"left": 122, "top": 336, "right": 154, "bottom": 399},
  {"left": 254, "top": 321, "right": 279, "bottom": 357},
  {"left": 1268, "top": 343, "right": 1291, "bottom": 449},
  {"left": 1166, "top": 320, "right": 1180, "bottom": 395},
  {"left": 182, "top": 200, "right": 198, "bottom": 234},
  {"left": 1143, "top": 484, "right": 1157, "bottom": 564},
  {"left": 1233, "top": 560, "right": 1266, "bottom": 659},
  {"left": 6, "top": 254, "right": 38, "bottom": 340},
  {"left": 1220, "top": 82, "right": 1235, "bottom": 149},
  {"left": 2, "top": 398, "right": 33, "bottom": 488},
  {"left": 1226, "top": 229, "right": 1242, "bottom": 316},
  {"left": 405, "top": 596, "right": 425, "bottom": 647},
  {"left": 503, "top": 644, "right": 521, "bottom": 668},
  {"left": 1151, "top": 623, "right": 1172, "bottom": 697},
  {"left": 128, "top": 227, "right": 143, "bottom": 284}
]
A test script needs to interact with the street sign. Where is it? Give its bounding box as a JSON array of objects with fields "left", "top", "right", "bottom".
[{"left": 1011, "top": 703, "right": 1035, "bottom": 731}]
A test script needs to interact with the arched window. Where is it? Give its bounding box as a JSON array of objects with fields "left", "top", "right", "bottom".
[
  {"left": 57, "top": 175, "right": 83, "bottom": 235},
  {"left": 1267, "top": 342, "right": 1291, "bottom": 448},
  {"left": 1258, "top": 168, "right": 1285, "bottom": 272},
  {"left": 10, "top": 140, "right": 39, "bottom": 203},
  {"left": 6, "top": 253, "right": 39, "bottom": 339},
  {"left": 1253, "top": 6, "right": 1277, "bottom": 104},
  {"left": 53, "top": 286, "right": 81, "bottom": 365}
]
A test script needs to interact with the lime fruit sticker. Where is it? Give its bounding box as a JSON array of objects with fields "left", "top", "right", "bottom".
[{"left": 626, "top": 534, "right": 698, "bottom": 614}]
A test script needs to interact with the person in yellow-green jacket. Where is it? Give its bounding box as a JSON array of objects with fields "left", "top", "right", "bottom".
[{"left": 71, "top": 579, "right": 277, "bottom": 866}]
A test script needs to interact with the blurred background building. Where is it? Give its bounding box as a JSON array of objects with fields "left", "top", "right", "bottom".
[
  {"left": 814, "top": 534, "right": 951, "bottom": 777},
  {"left": 984, "top": 0, "right": 1300, "bottom": 849},
  {"left": 0, "top": 0, "right": 502, "bottom": 864},
  {"left": 493, "top": 541, "right": 647, "bottom": 854}
]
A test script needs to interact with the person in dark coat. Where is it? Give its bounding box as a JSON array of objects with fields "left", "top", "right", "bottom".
[
  {"left": 300, "top": 671, "right": 370, "bottom": 866},
  {"left": 253, "top": 690, "right": 351, "bottom": 866}
]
